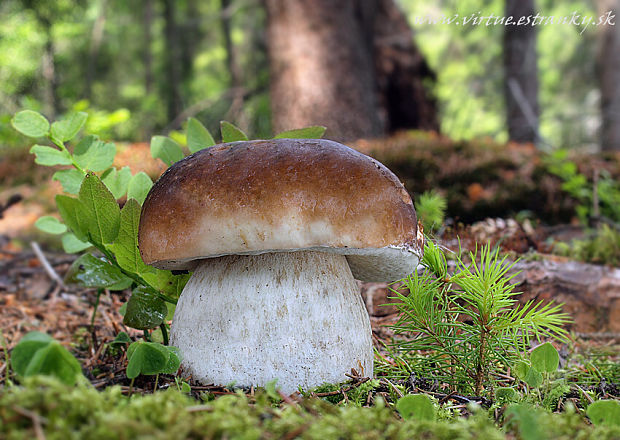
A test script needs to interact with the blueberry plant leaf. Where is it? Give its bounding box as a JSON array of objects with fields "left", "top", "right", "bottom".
[
  {"left": 56, "top": 195, "right": 90, "bottom": 242},
  {"left": 65, "top": 253, "right": 132, "bottom": 290},
  {"left": 150, "top": 135, "right": 183, "bottom": 166},
  {"left": 126, "top": 172, "right": 153, "bottom": 205},
  {"left": 30, "top": 145, "right": 73, "bottom": 166},
  {"left": 142, "top": 270, "right": 190, "bottom": 298},
  {"left": 396, "top": 394, "right": 435, "bottom": 421},
  {"left": 74, "top": 135, "right": 116, "bottom": 172},
  {"left": 220, "top": 121, "right": 248, "bottom": 143},
  {"left": 78, "top": 173, "right": 121, "bottom": 245},
  {"left": 50, "top": 112, "right": 88, "bottom": 142},
  {"left": 11, "top": 110, "right": 50, "bottom": 138},
  {"left": 187, "top": 117, "right": 215, "bottom": 152},
  {"left": 61, "top": 233, "right": 92, "bottom": 253},
  {"left": 102, "top": 166, "right": 132, "bottom": 199},
  {"left": 126, "top": 341, "right": 170, "bottom": 378},
  {"left": 35, "top": 216, "right": 67, "bottom": 235},
  {"left": 123, "top": 286, "right": 168, "bottom": 330},
  {"left": 110, "top": 199, "right": 151, "bottom": 274},
  {"left": 273, "top": 126, "right": 326, "bottom": 139},
  {"left": 530, "top": 342, "right": 559, "bottom": 373},
  {"left": 52, "top": 169, "right": 85, "bottom": 194}
]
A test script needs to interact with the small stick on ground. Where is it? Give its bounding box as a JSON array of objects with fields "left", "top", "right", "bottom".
[{"left": 30, "top": 242, "right": 65, "bottom": 290}]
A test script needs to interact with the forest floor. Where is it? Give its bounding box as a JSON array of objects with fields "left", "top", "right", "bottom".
[{"left": 0, "top": 137, "right": 618, "bottom": 399}]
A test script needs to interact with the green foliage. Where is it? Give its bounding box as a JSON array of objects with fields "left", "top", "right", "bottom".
[
  {"left": 187, "top": 117, "right": 215, "bottom": 153},
  {"left": 2, "top": 377, "right": 619, "bottom": 440},
  {"left": 396, "top": 394, "right": 436, "bottom": 421},
  {"left": 415, "top": 190, "right": 447, "bottom": 233},
  {"left": 13, "top": 110, "right": 189, "bottom": 335},
  {"left": 11, "top": 332, "right": 82, "bottom": 386},
  {"left": 531, "top": 342, "right": 560, "bottom": 373},
  {"left": 274, "top": 126, "right": 327, "bottom": 139},
  {"left": 382, "top": 240, "right": 570, "bottom": 396},
  {"left": 587, "top": 400, "right": 620, "bottom": 427},
  {"left": 220, "top": 120, "right": 249, "bottom": 143},
  {"left": 554, "top": 224, "right": 620, "bottom": 266},
  {"left": 126, "top": 341, "right": 181, "bottom": 379},
  {"left": 546, "top": 149, "right": 620, "bottom": 223},
  {"left": 150, "top": 135, "right": 184, "bottom": 166}
]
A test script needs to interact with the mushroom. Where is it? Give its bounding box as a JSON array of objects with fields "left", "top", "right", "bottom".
[{"left": 138, "top": 138, "right": 423, "bottom": 393}]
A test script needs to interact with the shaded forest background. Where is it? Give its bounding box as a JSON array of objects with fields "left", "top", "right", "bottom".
[{"left": 0, "top": 0, "right": 618, "bottom": 151}]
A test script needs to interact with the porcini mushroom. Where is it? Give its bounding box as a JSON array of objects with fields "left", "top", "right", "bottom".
[{"left": 138, "top": 138, "right": 423, "bottom": 393}]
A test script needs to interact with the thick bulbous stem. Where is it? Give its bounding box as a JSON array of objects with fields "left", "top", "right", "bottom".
[{"left": 170, "top": 251, "right": 373, "bottom": 393}]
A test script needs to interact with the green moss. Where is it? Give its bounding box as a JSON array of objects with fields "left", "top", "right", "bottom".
[{"left": 1, "top": 377, "right": 619, "bottom": 439}]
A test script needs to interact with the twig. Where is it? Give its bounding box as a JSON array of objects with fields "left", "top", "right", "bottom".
[
  {"left": 381, "top": 378, "right": 404, "bottom": 398},
  {"left": 30, "top": 242, "right": 65, "bottom": 289},
  {"left": 11, "top": 405, "right": 47, "bottom": 440}
]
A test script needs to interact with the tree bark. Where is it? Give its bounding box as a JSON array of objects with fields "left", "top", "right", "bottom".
[
  {"left": 503, "top": 0, "right": 540, "bottom": 143},
  {"left": 373, "top": 0, "right": 438, "bottom": 132},
  {"left": 596, "top": 0, "right": 620, "bottom": 151},
  {"left": 143, "top": 0, "right": 154, "bottom": 94},
  {"left": 265, "top": 0, "right": 383, "bottom": 141},
  {"left": 162, "top": 0, "right": 183, "bottom": 123}
]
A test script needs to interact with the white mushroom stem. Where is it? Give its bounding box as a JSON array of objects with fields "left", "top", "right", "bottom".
[{"left": 170, "top": 251, "right": 373, "bottom": 394}]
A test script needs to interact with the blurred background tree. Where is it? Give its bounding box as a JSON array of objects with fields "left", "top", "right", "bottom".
[{"left": 0, "top": 0, "right": 617, "bottom": 150}]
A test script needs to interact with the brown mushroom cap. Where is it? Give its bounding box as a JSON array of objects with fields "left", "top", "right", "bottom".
[{"left": 138, "top": 138, "right": 423, "bottom": 281}]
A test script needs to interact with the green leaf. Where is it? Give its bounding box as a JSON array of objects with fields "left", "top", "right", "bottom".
[
  {"left": 126, "top": 341, "right": 170, "bottom": 378},
  {"left": 12, "top": 332, "right": 82, "bottom": 386},
  {"left": 150, "top": 136, "right": 183, "bottom": 166},
  {"left": 102, "top": 166, "right": 132, "bottom": 199},
  {"left": 78, "top": 173, "right": 121, "bottom": 245},
  {"left": 142, "top": 270, "right": 190, "bottom": 298},
  {"left": 187, "top": 117, "right": 215, "bottom": 153},
  {"left": 30, "top": 145, "right": 72, "bottom": 166},
  {"left": 74, "top": 135, "right": 116, "bottom": 172},
  {"left": 395, "top": 394, "right": 435, "bottom": 421},
  {"left": 65, "top": 253, "right": 132, "bottom": 290},
  {"left": 11, "top": 332, "right": 54, "bottom": 377},
  {"left": 273, "top": 126, "right": 326, "bottom": 139},
  {"left": 220, "top": 121, "right": 248, "bottom": 143},
  {"left": 587, "top": 400, "right": 620, "bottom": 427},
  {"left": 56, "top": 195, "right": 89, "bottom": 242},
  {"left": 524, "top": 366, "right": 543, "bottom": 388},
  {"left": 110, "top": 331, "right": 132, "bottom": 346},
  {"left": 52, "top": 169, "right": 85, "bottom": 194},
  {"left": 127, "top": 172, "right": 153, "bottom": 205},
  {"left": 50, "top": 112, "right": 88, "bottom": 142},
  {"left": 123, "top": 286, "right": 168, "bottom": 330},
  {"left": 23, "top": 341, "right": 83, "bottom": 385},
  {"left": 110, "top": 199, "right": 151, "bottom": 274},
  {"left": 530, "top": 342, "right": 559, "bottom": 373},
  {"left": 161, "top": 346, "right": 182, "bottom": 374},
  {"left": 35, "top": 216, "right": 67, "bottom": 235},
  {"left": 495, "top": 387, "right": 519, "bottom": 403},
  {"left": 11, "top": 110, "right": 50, "bottom": 138},
  {"left": 61, "top": 233, "right": 92, "bottom": 253}
]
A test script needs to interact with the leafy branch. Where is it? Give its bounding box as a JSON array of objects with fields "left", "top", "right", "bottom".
[{"left": 382, "top": 240, "right": 571, "bottom": 397}]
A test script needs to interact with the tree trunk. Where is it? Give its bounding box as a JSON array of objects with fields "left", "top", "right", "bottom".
[
  {"left": 503, "top": 0, "right": 539, "bottom": 144},
  {"left": 265, "top": 0, "right": 437, "bottom": 141},
  {"left": 162, "top": 0, "right": 183, "bottom": 123},
  {"left": 265, "top": 0, "right": 383, "bottom": 141},
  {"left": 143, "top": 0, "right": 154, "bottom": 94},
  {"left": 373, "top": 0, "right": 438, "bottom": 132},
  {"left": 596, "top": 0, "right": 620, "bottom": 151}
]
